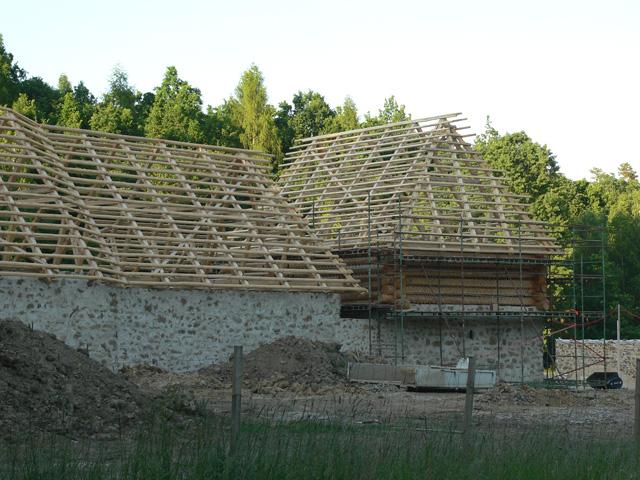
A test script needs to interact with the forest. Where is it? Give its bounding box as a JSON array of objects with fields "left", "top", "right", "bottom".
[{"left": 1, "top": 33, "right": 638, "bottom": 336}]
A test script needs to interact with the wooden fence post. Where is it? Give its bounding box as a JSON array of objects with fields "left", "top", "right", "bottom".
[
  {"left": 463, "top": 356, "right": 476, "bottom": 448},
  {"left": 231, "top": 345, "right": 243, "bottom": 452},
  {"left": 634, "top": 358, "right": 640, "bottom": 442}
]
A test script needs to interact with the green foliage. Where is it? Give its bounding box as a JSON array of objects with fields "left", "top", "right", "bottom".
[
  {"left": 145, "top": 66, "right": 204, "bottom": 143},
  {"left": 476, "top": 120, "right": 640, "bottom": 338},
  {"left": 362, "top": 95, "right": 409, "bottom": 127},
  {"left": 57, "top": 74, "right": 72, "bottom": 96},
  {"left": 2, "top": 415, "right": 639, "bottom": 479},
  {"left": 290, "top": 90, "right": 335, "bottom": 138},
  {"left": 19, "top": 77, "right": 58, "bottom": 123},
  {"left": 274, "top": 101, "right": 295, "bottom": 154},
  {"left": 90, "top": 101, "right": 135, "bottom": 135},
  {"left": 11, "top": 93, "right": 37, "bottom": 120},
  {"left": 323, "top": 97, "right": 359, "bottom": 134},
  {"left": 0, "top": 34, "right": 24, "bottom": 107},
  {"left": 232, "top": 65, "right": 281, "bottom": 155},
  {"left": 89, "top": 67, "right": 140, "bottom": 135},
  {"left": 57, "top": 92, "right": 82, "bottom": 128},
  {"left": 72, "top": 81, "right": 96, "bottom": 129},
  {"left": 204, "top": 102, "right": 242, "bottom": 148}
]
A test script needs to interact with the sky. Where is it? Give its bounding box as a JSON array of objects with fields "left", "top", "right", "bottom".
[{"left": 2, "top": 0, "right": 639, "bottom": 180}]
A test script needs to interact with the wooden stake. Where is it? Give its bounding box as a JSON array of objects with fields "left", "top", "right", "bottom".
[
  {"left": 231, "top": 345, "right": 243, "bottom": 453},
  {"left": 634, "top": 358, "right": 640, "bottom": 442},
  {"left": 463, "top": 356, "right": 476, "bottom": 448}
]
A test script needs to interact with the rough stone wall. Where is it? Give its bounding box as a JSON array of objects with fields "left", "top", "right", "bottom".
[
  {"left": 339, "top": 314, "right": 543, "bottom": 383},
  {"left": 0, "top": 277, "right": 544, "bottom": 382},
  {"left": 555, "top": 339, "right": 640, "bottom": 386},
  {"left": 0, "top": 277, "right": 346, "bottom": 372}
]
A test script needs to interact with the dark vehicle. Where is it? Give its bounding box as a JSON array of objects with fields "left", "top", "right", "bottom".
[{"left": 586, "top": 371, "right": 623, "bottom": 389}]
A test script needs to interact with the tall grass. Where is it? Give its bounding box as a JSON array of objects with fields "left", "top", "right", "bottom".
[{"left": 1, "top": 412, "right": 637, "bottom": 479}]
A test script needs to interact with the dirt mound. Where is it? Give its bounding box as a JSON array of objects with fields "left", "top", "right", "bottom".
[
  {"left": 0, "top": 320, "right": 147, "bottom": 439},
  {"left": 123, "top": 337, "right": 360, "bottom": 396},
  {"left": 201, "top": 336, "right": 355, "bottom": 394},
  {"left": 477, "top": 383, "right": 634, "bottom": 408}
]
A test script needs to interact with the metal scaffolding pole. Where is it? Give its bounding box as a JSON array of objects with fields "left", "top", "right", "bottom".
[
  {"left": 518, "top": 222, "right": 525, "bottom": 384},
  {"left": 367, "top": 192, "right": 372, "bottom": 356},
  {"left": 602, "top": 226, "right": 607, "bottom": 378},
  {"left": 460, "top": 215, "right": 466, "bottom": 357}
]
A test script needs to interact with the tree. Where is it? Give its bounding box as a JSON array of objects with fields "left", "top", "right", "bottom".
[
  {"left": 73, "top": 81, "right": 96, "bottom": 129},
  {"left": 57, "top": 74, "right": 72, "bottom": 96},
  {"left": 475, "top": 118, "right": 563, "bottom": 222},
  {"left": 274, "top": 101, "right": 295, "bottom": 155},
  {"left": 90, "top": 67, "right": 139, "bottom": 135},
  {"left": 90, "top": 102, "right": 135, "bottom": 134},
  {"left": 323, "top": 97, "right": 359, "bottom": 134},
  {"left": 57, "top": 92, "right": 82, "bottom": 128},
  {"left": 231, "top": 65, "right": 281, "bottom": 165},
  {"left": 289, "top": 90, "right": 335, "bottom": 138},
  {"left": 204, "top": 101, "right": 242, "bottom": 148},
  {"left": 0, "top": 34, "right": 24, "bottom": 107},
  {"left": 618, "top": 162, "right": 638, "bottom": 183},
  {"left": 11, "top": 93, "right": 37, "bottom": 119},
  {"left": 362, "top": 96, "right": 409, "bottom": 127},
  {"left": 144, "top": 66, "right": 204, "bottom": 143},
  {"left": 19, "top": 77, "right": 58, "bottom": 123}
]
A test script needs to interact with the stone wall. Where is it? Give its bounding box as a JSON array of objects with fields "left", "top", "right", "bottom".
[
  {"left": 555, "top": 339, "right": 640, "bottom": 386},
  {"left": 0, "top": 277, "right": 347, "bottom": 372},
  {"left": 0, "top": 277, "right": 544, "bottom": 382},
  {"left": 339, "top": 314, "right": 543, "bottom": 383}
]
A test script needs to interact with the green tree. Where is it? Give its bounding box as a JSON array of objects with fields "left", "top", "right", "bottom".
[
  {"left": 11, "top": 93, "right": 37, "bottom": 119},
  {"left": 231, "top": 65, "right": 281, "bottom": 168},
  {"left": 144, "top": 66, "right": 204, "bottom": 143},
  {"left": 19, "top": 77, "right": 58, "bottom": 123},
  {"left": 323, "top": 97, "right": 359, "bottom": 134},
  {"left": 57, "top": 92, "right": 82, "bottom": 128},
  {"left": 475, "top": 118, "right": 565, "bottom": 223},
  {"left": 204, "top": 101, "right": 242, "bottom": 148},
  {"left": 57, "top": 74, "right": 72, "bottom": 96},
  {"left": 289, "top": 90, "right": 335, "bottom": 138},
  {"left": 73, "top": 81, "right": 96, "bottom": 129},
  {"left": 274, "top": 101, "right": 295, "bottom": 155},
  {"left": 362, "top": 96, "right": 409, "bottom": 127},
  {"left": 90, "top": 67, "right": 138, "bottom": 135},
  {"left": 0, "top": 34, "right": 24, "bottom": 106}
]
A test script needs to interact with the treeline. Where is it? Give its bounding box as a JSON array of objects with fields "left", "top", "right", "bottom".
[
  {"left": 1, "top": 34, "right": 639, "bottom": 336},
  {"left": 476, "top": 124, "right": 640, "bottom": 337},
  {"left": 0, "top": 35, "right": 407, "bottom": 174}
]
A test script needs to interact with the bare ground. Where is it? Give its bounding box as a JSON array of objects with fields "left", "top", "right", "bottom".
[{"left": 122, "top": 336, "right": 636, "bottom": 436}]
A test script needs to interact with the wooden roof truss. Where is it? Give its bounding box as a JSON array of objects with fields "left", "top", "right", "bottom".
[
  {"left": 279, "top": 114, "right": 561, "bottom": 256},
  {"left": 0, "top": 107, "right": 362, "bottom": 292}
]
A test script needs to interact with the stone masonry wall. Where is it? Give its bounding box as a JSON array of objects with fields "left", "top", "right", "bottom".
[
  {"left": 0, "top": 277, "right": 348, "bottom": 372},
  {"left": 339, "top": 315, "right": 543, "bottom": 383},
  {"left": 555, "top": 339, "right": 640, "bottom": 386},
  {"left": 0, "top": 277, "right": 543, "bottom": 382}
]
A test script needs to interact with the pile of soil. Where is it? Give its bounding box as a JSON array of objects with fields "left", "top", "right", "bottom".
[
  {"left": 123, "top": 336, "right": 361, "bottom": 396},
  {"left": 0, "top": 320, "right": 147, "bottom": 439},
  {"left": 201, "top": 336, "right": 356, "bottom": 394},
  {"left": 477, "top": 383, "right": 633, "bottom": 408}
]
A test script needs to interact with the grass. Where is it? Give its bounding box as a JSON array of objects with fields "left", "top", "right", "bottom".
[{"left": 1, "top": 412, "right": 638, "bottom": 479}]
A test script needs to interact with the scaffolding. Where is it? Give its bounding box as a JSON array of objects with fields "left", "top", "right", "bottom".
[
  {"left": 280, "top": 115, "right": 608, "bottom": 385},
  {"left": 313, "top": 195, "right": 607, "bottom": 385}
]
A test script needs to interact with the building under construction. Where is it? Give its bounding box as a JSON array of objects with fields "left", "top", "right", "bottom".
[
  {"left": 279, "top": 114, "right": 607, "bottom": 383},
  {"left": 0, "top": 107, "right": 363, "bottom": 372}
]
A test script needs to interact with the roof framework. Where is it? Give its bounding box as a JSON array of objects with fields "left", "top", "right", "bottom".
[
  {"left": 279, "top": 114, "right": 561, "bottom": 256},
  {"left": 0, "top": 108, "right": 362, "bottom": 292}
]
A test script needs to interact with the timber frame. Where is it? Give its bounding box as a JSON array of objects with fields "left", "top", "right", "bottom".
[
  {"left": 0, "top": 107, "right": 363, "bottom": 293},
  {"left": 280, "top": 114, "right": 561, "bottom": 257},
  {"left": 279, "top": 114, "right": 569, "bottom": 374}
]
